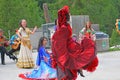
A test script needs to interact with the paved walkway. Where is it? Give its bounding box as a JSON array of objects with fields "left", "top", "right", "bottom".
[
  {"left": 77, "top": 51, "right": 120, "bottom": 80},
  {"left": 0, "top": 51, "right": 120, "bottom": 80}
]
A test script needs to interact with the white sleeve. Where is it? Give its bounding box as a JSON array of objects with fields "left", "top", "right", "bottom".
[
  {"left": 92, "top": 34, "right": 96, "bottom": 41},
  {"left": 18, "top": 27, "right": 22, "bottom": 33},
  {"left": 91, "top": 28, "right": 96, "bottom": 41},
  {"left": 79, "top": 28, "right": 85, "bottom": 43}
]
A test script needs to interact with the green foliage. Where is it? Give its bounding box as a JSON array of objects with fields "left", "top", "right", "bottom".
[
  {"left": 110, "top": 29, "right": 120, "bottom": 46},
  {"left": 36, "top": 0, "right": 56, "bottom": 9},
  {"left": 109, "top": 48, "right": 120, "bottom": 51},
  {"left": 0, "top": 0, "right": 42, "bottom": 37}
]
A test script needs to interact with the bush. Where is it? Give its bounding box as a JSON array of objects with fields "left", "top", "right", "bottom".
[{"left": 110, "top": 29, "right": 120, "bottom": 46}]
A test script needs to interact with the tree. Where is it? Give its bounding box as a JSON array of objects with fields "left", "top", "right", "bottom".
[{"left": 0, "top": 0, "right": 42, "bottom": 37}]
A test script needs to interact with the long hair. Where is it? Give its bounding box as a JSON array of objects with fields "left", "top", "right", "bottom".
[
  {"left": 37, "top": 37, "right": 47, "bottom": 52},
  {"left": 19, "top": 19, "right": 27, "bottom": 30},
  {"left": 84, "top": 22, "right": 92, "bottom": 33},
  {"left": 55, "top": 19, "right": 57, "bottom": 25}
]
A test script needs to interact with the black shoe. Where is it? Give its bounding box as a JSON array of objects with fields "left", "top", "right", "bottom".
[
  {"left": 78, "top": 70, "right": 85, "bottom": 77},
  {"left": 1, "top": 58, "right": 5, "bottom": 65},
  {"left": 12, "top": 56, "right": 18, "bottom": 62},
  {"left": 9, "top": 55, "right": 16, "bottom": 60},
  {"left": 8, "top": 55, "right": 13, "bottom": 59},
  {"left": 1, "top": 62, "right": 6, "bottom": 65},
  {"left": 14, "top": 58, "right": 18, "bottom": 63}
]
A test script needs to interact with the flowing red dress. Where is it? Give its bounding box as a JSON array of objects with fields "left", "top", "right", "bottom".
[{"left": 52, "top": 6, "right": 98, "bottom": 80}]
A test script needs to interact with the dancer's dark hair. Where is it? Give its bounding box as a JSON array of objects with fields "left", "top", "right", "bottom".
[
  {"left": 37, "top": 37, "right": 47, "bottom": 52},
  {"left": 19, "top": 19, "right": 27, "bottom": 30}
]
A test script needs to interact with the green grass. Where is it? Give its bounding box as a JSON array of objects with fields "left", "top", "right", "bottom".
[{"left": 109, "top": 48, "right": 120, "bottom": 51}]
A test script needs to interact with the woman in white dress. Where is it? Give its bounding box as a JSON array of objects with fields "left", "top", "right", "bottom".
[
  {"left": 16, "top": 19, "right": 37, "bottom": 68},
  {"left": 79, "top": 21, "right": 96, "bottom": 43}
]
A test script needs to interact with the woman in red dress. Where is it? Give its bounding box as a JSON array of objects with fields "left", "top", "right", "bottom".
[{"left": 52, "top": 6, "right": 98, "bottom": 80}]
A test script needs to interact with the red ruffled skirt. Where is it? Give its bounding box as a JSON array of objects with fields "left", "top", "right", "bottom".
[{"left": 52, "top": 37, "right": 98, "bottom": 79}]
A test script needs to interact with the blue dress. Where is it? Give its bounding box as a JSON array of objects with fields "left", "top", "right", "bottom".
[{"left": 20, "top": 46, "right": 57, "bottom": 79}]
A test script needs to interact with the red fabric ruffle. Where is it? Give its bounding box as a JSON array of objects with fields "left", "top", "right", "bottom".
[
  {"left": 50, "top": 53, "right": 57, "bottom": 69},
  {"left": 83, "top": 57, "right": 99, "bottom": 72},
  {"left": 19, "top": 74, "right": 57, "bottom": 80}
]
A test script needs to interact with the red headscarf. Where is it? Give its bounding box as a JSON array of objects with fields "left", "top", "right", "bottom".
[{"left": 58, "top": 6, "right": 69, "bottom": 27}]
